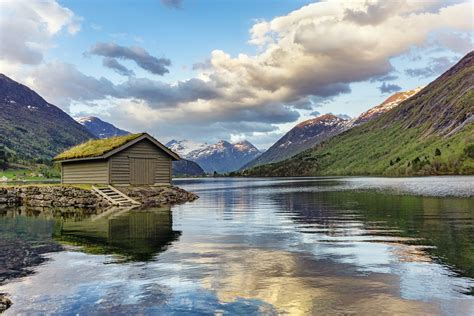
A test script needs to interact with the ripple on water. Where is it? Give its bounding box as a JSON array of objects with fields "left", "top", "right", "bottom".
[{"left": 1, "top": 177, "right": 474, "bottom": 314}]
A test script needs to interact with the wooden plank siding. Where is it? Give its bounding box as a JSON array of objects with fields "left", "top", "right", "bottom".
[
  {"left": 109, "top": 139, "right": 172, "bottom": 185},
  {"left": 62, "top": 160, "right": 109, "bottom": 184},
  {"left": 130, "top": 158, "right": 156, "bottom": 185}
]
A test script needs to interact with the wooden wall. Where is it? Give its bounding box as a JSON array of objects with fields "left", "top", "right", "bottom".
[
  {"left": 109, "top": 139, "right": 171, "bottom": 185},
  {"left": 62, "top": 160, "right": 109, "bottom": 184}
]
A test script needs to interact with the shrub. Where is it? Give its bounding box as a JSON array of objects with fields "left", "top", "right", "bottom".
[{"left": 464, "top": 144, "right": 474, "bottom": 158}]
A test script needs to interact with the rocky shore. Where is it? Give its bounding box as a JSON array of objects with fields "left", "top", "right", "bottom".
[
  {"left": 0, "top": 186, "right": 109, "bottom": 209},
  {"left": 0, "top": 185, "right": 198, "bottom": 209},
  {"left": 118, "top": 186, "right": 199, "bottom": 207},
  {"left": 0, "top": 236, "right": 63, "bottom": 312},
  {"left": 0, "top": 185, "right": 198, "bottom": 312}
]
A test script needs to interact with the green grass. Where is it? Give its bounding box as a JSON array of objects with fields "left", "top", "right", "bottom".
[
  {"left": 243, "top": 53, "right": 474, "bottom": 177},
  {"left": 0, "top": 182, "right": 93, "bottom": 190},
  {"left": 244, "top": 122, "right": 473, "bottom": 177},
  {"left": 54, "top": 133, "right": 143, "bottom": 161},
  {"left": 0, "top": 166, "right": 60, "bottom": 181}
]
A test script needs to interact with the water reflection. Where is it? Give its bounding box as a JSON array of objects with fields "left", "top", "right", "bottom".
[
  {"left": 1, "top": 177, "right": 474, "bottom": 315},
  {"left": 0, "top": 205, "right": 181, "bottom": 268},
  {"left": 275, "top": 190, "right": 474, "bottom": 279},
  {"left": 54, "top": 206, "right": 181, "bottom": 261}
]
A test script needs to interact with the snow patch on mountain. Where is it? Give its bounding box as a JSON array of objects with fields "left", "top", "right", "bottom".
[
  {"left": 76, "top": 116, "right": 130, "bottom": 139},
  {"left": 244, "top": 88, "right": 421, "bottom": 169},
  {"left": 166, "top": 139, "right": 208, "bottom": 156},
  {"left": 168, "top": 139, "right": 261, "bottom": 173}
]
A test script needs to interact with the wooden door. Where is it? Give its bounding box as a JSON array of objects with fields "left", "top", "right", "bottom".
[{"left": 130, "top": 158, "right": 156, "bottom": 185}]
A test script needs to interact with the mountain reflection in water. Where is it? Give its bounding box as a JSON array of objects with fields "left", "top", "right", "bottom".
[{"left": 1, "top": 177, "right": 473, "bottom": 315}]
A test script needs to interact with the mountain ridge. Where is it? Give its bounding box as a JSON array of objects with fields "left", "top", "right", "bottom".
[
  {"left": 242, "top": 52, "right": 474, "bottom": 176},
  {"left": 0, "top": 74, "right": 94, "bottom": 165},
  {"left": 76, "top": 116, "right": 130, "bottom": 139},
  {"left": 76, "top": 116, "right": 205, "bottom": 177},
  {"left": 167, "top": 139, "right": 261, "bottom": 173},
  {"left": 244, "top": 88, "right": 421, "bottom": 169}
]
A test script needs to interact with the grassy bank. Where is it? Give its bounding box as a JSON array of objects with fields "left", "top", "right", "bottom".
[
  {"left": 0, "top": 165, "right": 60, "bottom": 182},
  {"left": 0, "top": 183, "right": 92, "bottom": 190}
]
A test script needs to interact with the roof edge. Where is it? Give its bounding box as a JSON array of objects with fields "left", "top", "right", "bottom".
[{"left": 54, "top": 133, "right": 180, "bottom": 162}]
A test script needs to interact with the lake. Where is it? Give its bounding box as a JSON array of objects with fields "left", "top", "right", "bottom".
[{"left": 1, "top": 177, "right": 473, "bottom": 315}]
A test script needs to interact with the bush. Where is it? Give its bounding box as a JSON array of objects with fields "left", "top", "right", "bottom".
[{"left": 464, "top": 144, "right": 474, "bottom": 158}]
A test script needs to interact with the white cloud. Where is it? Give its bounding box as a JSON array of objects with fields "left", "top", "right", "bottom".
[
  {"left": 29, "top": 61, "right": 115, "bottom": 108},
  {"left": 0, "top": 0, "right": 80, "bottom": 65},
  {"left": 2, "top": 0, "right": 472, "bottom": 147}
]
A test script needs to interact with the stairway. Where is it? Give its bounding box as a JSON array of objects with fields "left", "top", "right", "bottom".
[{"left": 92, "top": 185, "right": 141, "bottom": 207}]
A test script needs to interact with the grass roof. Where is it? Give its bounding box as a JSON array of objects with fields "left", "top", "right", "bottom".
[{"left": 53, "top": 133, "right": 144, "bottom": 161}]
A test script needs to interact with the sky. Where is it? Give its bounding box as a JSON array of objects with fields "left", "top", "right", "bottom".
[{"left": 0, "top": 0, "right": 472, "bottom": 149}]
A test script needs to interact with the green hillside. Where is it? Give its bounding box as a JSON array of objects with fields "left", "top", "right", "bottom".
[
  {"left": 242, "top": 52, "right": 474, "bottom": 177},
  {"left": 0, "top": 74, "right": 94, "bottom": 168}
]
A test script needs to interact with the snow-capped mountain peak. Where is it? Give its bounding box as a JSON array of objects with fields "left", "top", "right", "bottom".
[
  {"left": 243, "top": 88, "right": 421, "bottom": 169},
  {"left": 165, "top": 139, "right": 208, "bottom": 156},
  {"left": 349, "top": 87, "right": 422, "bottom": 126},
  {"left": 77, "top": 116, "right": 95, "bottom": 124},
  {"left": 233, "top": 140, "right": 259, "bottom": 153},
  {"left": 75, "top": 116, "right": 130, "bottom": 139},
  {"left": 170, "top": 139, "right": 261, "bottom": 173}
]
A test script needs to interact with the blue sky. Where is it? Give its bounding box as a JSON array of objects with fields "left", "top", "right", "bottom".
[
  {"left": 1, "top": 0, "right": 472, "bottom": 148},
  {"left": 55, "top": 0, "right": 314, "bottom": 80}
]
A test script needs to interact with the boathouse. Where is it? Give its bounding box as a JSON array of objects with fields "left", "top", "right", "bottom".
[{"left": 54, "top": 133, "right": 180, "bottom": 185}]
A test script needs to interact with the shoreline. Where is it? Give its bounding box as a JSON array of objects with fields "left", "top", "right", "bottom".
[
  {"left": 0, "top": 185, "right": 198, "bottom": 313},
  {"left": 0, "top": 185, "right": 198, "bottom": 209}
]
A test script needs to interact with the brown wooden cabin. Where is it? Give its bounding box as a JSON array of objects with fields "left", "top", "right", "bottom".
[{"left": 53, "top": 133, "right": 180, "bottom": 185}]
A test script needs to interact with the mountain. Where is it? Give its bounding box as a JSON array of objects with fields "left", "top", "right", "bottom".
[
  {"left": 245, "top": 114, "right": 348, "bottom": 168},
  {"left": 0, "top": 74, "right": 94, "bottom": 165},
  {"left": 77, "top": 118, "right": 205, "bottom": 177},
  {"left": 77, "top": 116, "right": 130, "bottom": 138},
  {"left": 166, "top": 139, "right": 208, "bottom": 156},
  {"left": 245, "top": 88, "right": 421, "bottom": 169},
  {"left": 172, "top": 159, "right": 205, "bottom": 177},
  {"left": 348, "top": 87, "right": 422, "bottom": 127},
  {"left": 171, "top": 140, "right": 261, "bottom": 173},
  {"left": 243, "top": 52, "right": 474, "bottom": 177}
]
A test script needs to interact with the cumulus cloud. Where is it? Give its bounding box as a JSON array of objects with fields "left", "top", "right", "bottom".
[
  {"left": 370, "top": 73, "right": 399, "bottom": 82},
  {"left": 88, "top": 42, "right": 171, "bottom": 75},
  {"left": 9, "top": 0, "right": 473, "bottom": 147},
  {"left": 115, "top": 77, "right": 220, "bottom": 107},
  {"left": 378, "top": 82, "right": 402, "bottom": 94},
  {"left": 161, "top": 0, "right": 183, "bottom": 9},
  {"left": 27, "top": 61, "right": 220, "bottom": 109},
  {"left": 101, "top": 98, "right": 297, "bottom": 145},
  {"left": 195, "top": 0, "right": 471, "bottom": 123},
  {"left": 28, "top": 62, "right": 116, "bottom": 107},
  {"left": 102, "top": 57, "right": 135, "bottom": 76},
  {"left": 192, "top": 59, "right": 212, "bottom": 70},
  {"left": 405, "top": 56, "right": 457, "bottom": 78},
  {"left": 0, "top": 0, "right": 80, "bottom": 65},
  {"left": 434, "top": 31, "right": 473, "bottom": 54}
]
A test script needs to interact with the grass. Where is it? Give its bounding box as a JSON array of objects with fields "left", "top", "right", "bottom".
[
  {"left": 0, "top": 182, "right": 93, "bottom": 190},
  {"left": 54, "top": 133, "right": 144, "bottom": 161},
  {"left": 0, "top": 166, "right": 60, "bottom": 181},
  {"left": 242, "top": 53, "right": 474, "bottom": 177},
  {"left": 244, "top": 122, "right": 474, "bottom": 177}
]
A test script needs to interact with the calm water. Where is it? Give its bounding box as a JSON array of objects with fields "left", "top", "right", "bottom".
[{"left": 1, "top": 177, "right": 474, "bottom": 315}]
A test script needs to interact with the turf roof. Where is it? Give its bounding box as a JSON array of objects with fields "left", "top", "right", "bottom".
[{"left": 53, "top": 133, "right": 145, "bottom": 161}]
